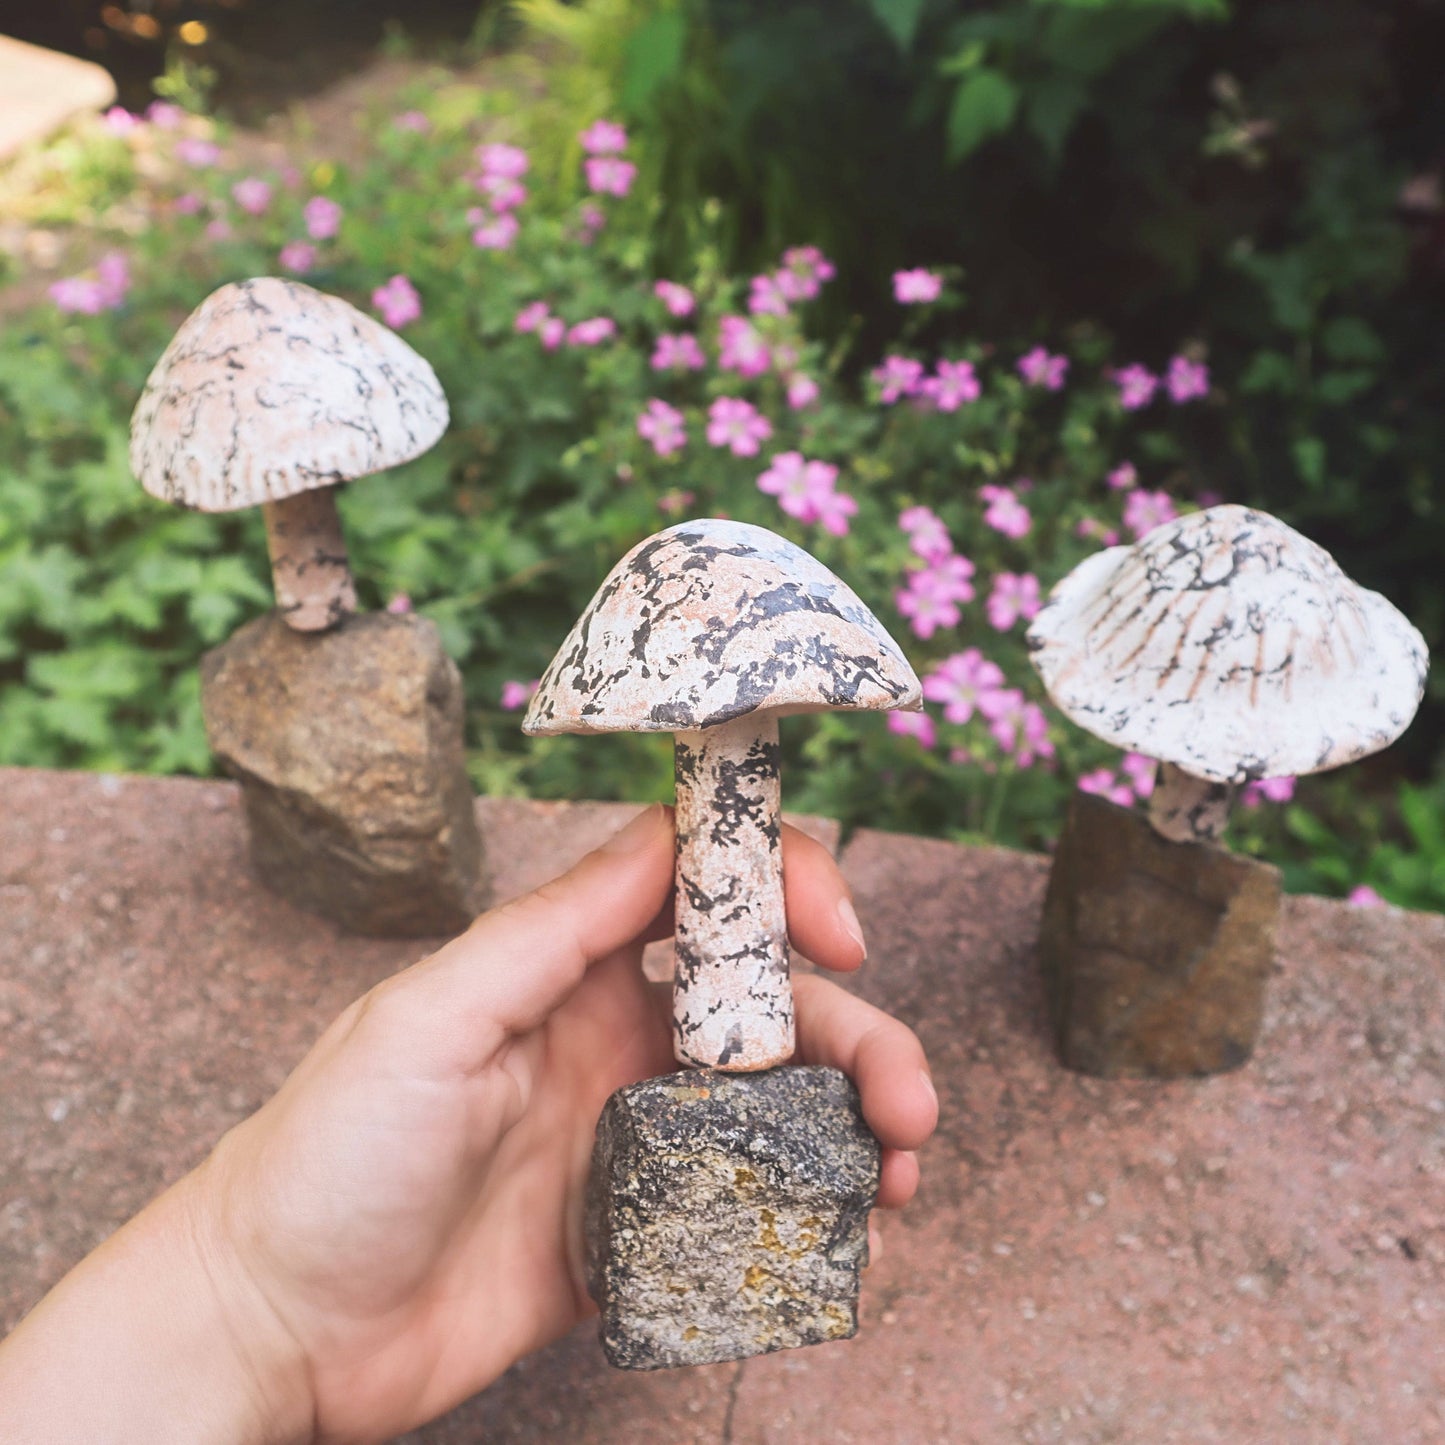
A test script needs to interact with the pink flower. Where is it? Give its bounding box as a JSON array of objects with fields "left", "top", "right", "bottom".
[
  {"left": 146, "top": 101, "right": 185, "bottom": 129},
  {"left": 718, "top": 315, "right": 771, "bottom": 378},
  {"left": 567, "top": 316, "right": 616, "bottom": 347},
  {"left": 651, "top": 333, "right": 706, "bottom": 371},
  {"left": 175, "top": 136, "right": 220, "bottom": 168},
  {"left": 637, "top": 399, "right": 687, "bottom": 457},
  {"left": 922, "top": 649, "right": 1005, "bottom": 724},
  {"left": 102, "top": 106, "right": 139, "bottom": 136},
  {"left": 657, "top": 489, "right": 696, "bottom": 515},
  {"left": 515, "top": 301, "right": 551, "bottom": 333},
  {"left": 473, "top": 213, "right": 520, "bottom": 250},
  {"left": 919, "top": 554, "right": 976, "bottom": 603},
  {"left": 580, "top": 119, "right": 628, "bottom": 154},
  {"left": 1010, "top": 703, "right": 1055, "bottom": 768},
  {"left": 1107, "top": 461, "right": 1137, "bottom": 491},
  {"left": 385, "top": 593, "right": 413, "bottom": 615},
  {"left": 231, "top": 178, "right": 273, "bottom": 216},
  {"left": 49, "top": 250, "right": 130, "bottom": 314},
  {"left": 1114, "top": 363, "right": 1159, "bottom": 410},
  {"left": 173, "top": 192, "right": 204, "bottom": 215},
  {"left": 707, "top": 398, "right": 772, "bottom": 457},
  {"left": 1017, "top": 346, "right": 1069, "bottom": 390},
  {"left": 204, "top": 219, "right": 232, "bottom": 242},
  {"left": 777, "top": 245, "right": 835, "bottom": 300},
  {"left": 888, "top": 710, "right": 937, "bottom": 749},
  {"left": 979, "top": 484, "right": 1032, "bottom": 540},
  {"left": 394, "top": 110, "right": 431, "bottom": 133},
  {"left": 1078, "top": 769, "right": 1135, "bottom": 808},
  {"left": 1347, "top": 885, "right": 1385, "bottom": 909},
  {"left": 1120, "top": 753, "right": 1156, "bottom": 799},
  {"left": 1166, "top": 355, "right": 1209, "bottom": 403},
  {"left": 786, "top": 374, "right": 820, "bottom": 409},
  {"left": 814, "top": 487, "right": 858, "bottom": 537},
  {"left": 893, "top": 268, "right": 943, "bottom": 304},
  {"left": 896, "top": 584, "right": 960, "bottom": 640},
  {"left": 899, "top": 505, "right": 952, "bottom": 563},
  {"left": 1240, "top": 775, "right": 1296, "bottom": 808},
  {"left": 540, "top": 317, "right": 565, "bottom": 350},
  {"left": 756, "top": 452, "right": 837, "bottom": 522},
  {"left": 476, "top": 143, "right": 529, "bottom": 179},
  {"left": 654, "top": 280, "right": 695, "bottom": 317},
  {"left": 1122, "top": 488, "right": 1177, "bottom": 540},
  {"left": 279, "top": 241, "right": 316, "bottom": 273},
  {"left": 501, "top": 679, "right": 539, "bottom": 710},
  {"left": 303, "top": 196, "right": 342, "bottom": 239},
  {"left": 986, "top": 572, "right": 1042, "bottom": 631},
  {"left": 872, "top": 355, "right": 925, "bottom": 404},
  {"left": 748, "top": 273, "right": 791, "bottom": 316},
  {"left": 372, "top": 274, "right": 422, "bottom": 329},
  {"left": 585, "top": 156, "right": 636, "bottom": 196},
  {"left": 475, "top": 174, "right": 527, "bottom": 211},
  {"left": 576, "top": 202, "right": 606, "bottom": 241},
  {"left": 921, "top": 358, "right": 980, "bottom": 412}
]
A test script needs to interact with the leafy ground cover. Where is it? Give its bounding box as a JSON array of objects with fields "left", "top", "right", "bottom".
[{"left": 0, "top": 50, "right": 1436, "bottom": 908}]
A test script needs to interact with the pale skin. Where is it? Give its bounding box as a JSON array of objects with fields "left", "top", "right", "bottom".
[{"left": 0, "top": 804, "right": 937, "bottom": 1445}]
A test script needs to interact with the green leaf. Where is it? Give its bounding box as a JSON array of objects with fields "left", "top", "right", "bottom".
[
  {"left": 945, "top": 69, "right": 1020, "bottom": 163},
  {"left": 868, "top": 0, "right": 929, "bottom": 51},
  {"left": 1315, "top": 369, "right": 1375, "bottom": 405},
  {"left": 1292, "top": 436, "right": 1327, "bottom": 488},
  {"left": 1237, "top": 350, "right": 1296, "bottom": 396},
  {"left": 1320, "top": 316, "right": 1385, "bottom": 366},
  {"left": 620, "top": 12, "right": 688, "bottom": 113},
  {"left": 1025, "top": 76, "right": 1088, "bottom": 162}
]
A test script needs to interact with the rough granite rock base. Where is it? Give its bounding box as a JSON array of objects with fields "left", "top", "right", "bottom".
[
  {"left": 1037, "top": 789, "right": 1282, "bottom": 1078},
  {"left": 200, "top": 610, "right": 485, "bottom": 937},
  {"left": 585, "top": 1066, "right": 880, "bottom": 1370}
]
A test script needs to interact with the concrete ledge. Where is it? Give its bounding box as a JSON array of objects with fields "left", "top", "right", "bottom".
[
  {"left": 0, "top": 36, "right": 116, "bottom": 163},
  {"left": 1, "top": 767, "right": 1441, "bottom": 1441}
]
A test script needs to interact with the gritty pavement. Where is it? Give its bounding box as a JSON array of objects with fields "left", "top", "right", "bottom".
[{"left": 1, "top": 766, "right": 1441, "bottom": 1443}]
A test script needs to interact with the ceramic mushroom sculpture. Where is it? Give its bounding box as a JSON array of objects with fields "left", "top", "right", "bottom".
[
  {"left": 1025, "top": 504, "right": 1428, "bottom": 1076},
  {"left": 130, "top": 276, "right": 448, "bottom": 631},
  {"left": 525, "top": 518, "right": 922, "bottom": 1070},
  {"left": 129, "top": 276, "right": 484, "bottom": 938}
]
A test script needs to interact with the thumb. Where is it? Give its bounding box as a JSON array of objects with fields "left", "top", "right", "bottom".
[{"left": 384, "top": 803, "right": 676, "bottom": 1072}]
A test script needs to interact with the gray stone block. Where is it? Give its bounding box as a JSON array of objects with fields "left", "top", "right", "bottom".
[{"left": 585, "top": 1065, "right": 880, "bottom": 1370}]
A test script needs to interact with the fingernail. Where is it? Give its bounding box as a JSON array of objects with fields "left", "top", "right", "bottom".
[
  {"left": 601, "top": 802, "right": 665, "bottom": 854},
  {"left": 919, "top": 1069, "right": 937, "bottom": 1108},
  {"left": 837, "top": 895, "right": 867, "bottom": 959}
]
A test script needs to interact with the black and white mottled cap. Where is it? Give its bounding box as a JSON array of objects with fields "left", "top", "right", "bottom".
[
  {"left": 1026, "top": 505, "right": 1428, "bottom": 783},
  {"left": 130, "top": 277, "right": 449, "bottom": 513},
  {"left": 524, "top": 519, "right": 922, "bottom": 734}
]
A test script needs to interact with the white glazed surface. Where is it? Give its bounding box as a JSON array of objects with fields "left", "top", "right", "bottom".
[
  {"left": 1027, "top": 505, "right": 1428, "bottom": 784},
  {"left": 130, "top": 277, "right": 448, "bottom": 513}
]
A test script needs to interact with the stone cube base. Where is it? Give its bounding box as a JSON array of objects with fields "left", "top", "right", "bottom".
[
  {"left": 585, "top": 1066, "right": 880, "bottom": 1370},
  {"left": 1037, "top": 790, "right": 1282, "bottom": 1078}
]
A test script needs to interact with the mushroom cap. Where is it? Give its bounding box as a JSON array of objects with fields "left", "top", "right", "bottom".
[
  {"left": 523, "top": 518, "right": 922, "bottom": 735},
  {"left": 129, "top": 276, "right": 448, "bottom": 512},
  {"left": 1026, "top": 504, "right": 1428, "bottom": 784}
]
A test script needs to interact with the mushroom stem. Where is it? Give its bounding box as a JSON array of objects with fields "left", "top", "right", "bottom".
[
  {"left": 1148, "top": 761, "right": 1235, "bottom": 844},
  {"left": 672, "top": 715, "right": 791, "bottom": 1072},
  {"left": 263, "top": 490, "right": 357, "bottom": 632}
]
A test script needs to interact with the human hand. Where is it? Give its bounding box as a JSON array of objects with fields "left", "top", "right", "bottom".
[{"left": 0, "top": 804, "right": 936, "bottom": 1445}]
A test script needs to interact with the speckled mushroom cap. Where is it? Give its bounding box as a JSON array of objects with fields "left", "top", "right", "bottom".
[
  {"left": 129, "top": 276, "right": 448, "bottom": 512},
  {"left": 1027, "top": 504, "right": 1428, "bottom": 784},
  {"left": 523, "top": 518, "right": 922, "bottom": 734}
]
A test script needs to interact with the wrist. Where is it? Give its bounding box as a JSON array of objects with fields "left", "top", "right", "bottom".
[{"left": 0, "top": 1154, "right": 314, "bottom": 1445}]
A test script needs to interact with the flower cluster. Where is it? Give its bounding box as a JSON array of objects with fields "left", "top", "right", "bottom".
[
  {"left": 756, "top": 452, "right": 857, "bottom": 536},
  {"left": 50, "top": 252, "right": 131, "bottom": 314}
]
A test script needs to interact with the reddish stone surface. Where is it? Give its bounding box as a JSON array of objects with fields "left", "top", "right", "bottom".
[{"left": 3, "top": 767, "right": 1443, "bottom": 1443}]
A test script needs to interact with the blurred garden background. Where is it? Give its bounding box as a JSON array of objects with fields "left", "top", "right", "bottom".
[{"left": 2, "top": 0, "right": 1443, "bottom": 906}]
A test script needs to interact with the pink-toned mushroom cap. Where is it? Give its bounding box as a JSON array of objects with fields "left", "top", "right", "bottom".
[
  {"left": 1027, "top": 505, "right": 1427, "bottom": 784},
  {"left": 129, "top": 276, "right": 448, "bottom": 512},
  {"left": 523, "top": 518, "right": 921, "bottom": 736}
]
